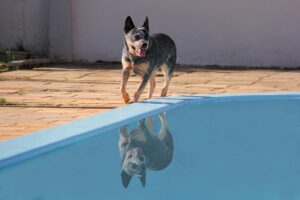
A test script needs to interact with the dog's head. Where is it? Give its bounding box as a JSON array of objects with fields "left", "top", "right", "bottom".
[
  {"left": 119, "top": 128, "right": 147, "bottom": 188},
  {"left": 121, "top": 147, "right": 147, "bottom": 188},
  {"left": 124, "top": 16, "right": 150, "bottom": 57}
]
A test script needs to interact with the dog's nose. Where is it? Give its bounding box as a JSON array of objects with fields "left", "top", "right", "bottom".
[
  {"left": 142, "top": 43, "right": 147, "bottom": 49},
  {"left": 139, "top": 156, "right": 144, "bottom": 161}
]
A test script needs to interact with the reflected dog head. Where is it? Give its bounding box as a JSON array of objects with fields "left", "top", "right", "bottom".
[
  {"left": 119, "top": 113, "right": 173, "bottom": 188},
  {"left": 122, "top": 147, "right": 146, "bottom": 176},
  {"left": 119, "top": 127, "right": 147, "bottom": 188}
]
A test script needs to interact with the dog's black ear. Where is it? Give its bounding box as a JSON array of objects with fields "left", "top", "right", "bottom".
[
  {"left": 143, "top": 17, "right": 149, "bottom": 31},
  {"left": 139, "top": 173, "right": 146, "bottom": 187},
  {"left": 124, "top": 16, "right": 135, "bottom": 34},
  {"left": 121, "top": 170, "right": 132, "bottom": 188}
]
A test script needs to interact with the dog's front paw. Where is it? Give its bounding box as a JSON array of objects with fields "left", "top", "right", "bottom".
[
  {"left": 128, "top": 99, "right": 135, "bottom": 104},
  {"left": 121, "top": 92, "right": 131, "bottom": 104}
]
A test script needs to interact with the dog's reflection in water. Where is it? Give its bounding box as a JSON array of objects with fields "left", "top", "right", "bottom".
[{"left": 119, "top": 113, "right": 174, "bottom": 188}]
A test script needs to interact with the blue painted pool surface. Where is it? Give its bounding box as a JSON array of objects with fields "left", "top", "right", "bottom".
[{"left": 0, "top": 93, "right": 300, "bottom": 200}]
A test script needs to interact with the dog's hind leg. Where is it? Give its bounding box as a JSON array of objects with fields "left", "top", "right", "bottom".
[
  {"left": 160, "top": 64, "right": 174, "bottom": 97},
  {"left": 119, "top": 126, "right": 129, "bottom": 158},
  {"left": 145, "top": 117, "right": 153, "bottom": 132},
  {"left": 157, "top": 112, "right": 173, "bottom": 159},
  {"left": 147, "top": 76, "right": 156, "bottom": 99},
  {"left": 159, "top": 112, "right": 167, "bottom": 130},
  {"left": 158, "top": 113, "right": 172, "bottom": 142}
]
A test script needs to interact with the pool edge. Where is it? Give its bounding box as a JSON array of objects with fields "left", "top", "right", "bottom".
[{"left": 1, "top": 92, "right": 300, "bottom": 169}]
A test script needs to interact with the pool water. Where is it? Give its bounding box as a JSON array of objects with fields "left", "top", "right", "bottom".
[{"left": 0, "top": 96, "right": 300, "bottom": 200}]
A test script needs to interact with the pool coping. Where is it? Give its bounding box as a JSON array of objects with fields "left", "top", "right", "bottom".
[{"left": 1, "top": 92, "right": 300, "bottom": 169}]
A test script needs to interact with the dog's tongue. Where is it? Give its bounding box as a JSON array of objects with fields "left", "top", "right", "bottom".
[
  {"left": 137, "top": 48, "right": 145, "bottom": 57},
  {"left": 136, "top": 148, "right": 143, "bottom": 154}
]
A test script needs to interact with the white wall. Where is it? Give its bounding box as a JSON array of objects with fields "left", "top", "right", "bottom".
[
  {"left": 70, "top": 0, "right": 300, "bottom": 67},
  {"left": 49, "top": 0, "right": 73, "bottom": 61},
  {"left": 0, "top": 0, "right": 49, "bottom": 56},
  {"left": 1, "top": 0, "right": 299, "bottom": 67}
]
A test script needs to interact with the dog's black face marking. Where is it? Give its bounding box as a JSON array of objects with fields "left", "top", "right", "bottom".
[{"left": 130, "top": 28, "right": 149, "bottom": 42}]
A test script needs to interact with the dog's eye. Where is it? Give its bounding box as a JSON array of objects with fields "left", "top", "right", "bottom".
[
  {"left": 131, "top": 164, "right": 138, "bottom": 169},
  {"left": 128, "top": 154, "right": 133, "bottom": 159},
  {"left": 131, "top": 46, "right": 136, "bottom": 50},
  {"left": 134, "top": 35, "right": 140, "bottom": 40}
]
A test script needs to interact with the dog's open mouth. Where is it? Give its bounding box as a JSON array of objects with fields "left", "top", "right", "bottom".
[
  {"left": 134, "top": 147, "right": 143, "bottom": 154},
  {"left": 136, "top": 48, "right": 146, "bottom": 57}
]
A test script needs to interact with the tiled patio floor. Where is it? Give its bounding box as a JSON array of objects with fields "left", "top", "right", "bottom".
[{"left": 0, "top": 64, "right": 299, "bottom": 141}]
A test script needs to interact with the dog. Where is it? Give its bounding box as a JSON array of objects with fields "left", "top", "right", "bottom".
[
  {"left": 120, "top": 16, "right": 177, "bottom": 104},
  {"left": 119, "top": 113, "right": 174, "bottom": 188}
]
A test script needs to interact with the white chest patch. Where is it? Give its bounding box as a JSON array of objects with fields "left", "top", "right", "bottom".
[{"left": 133, "top": 62, "right": 149, "bottom": 76}]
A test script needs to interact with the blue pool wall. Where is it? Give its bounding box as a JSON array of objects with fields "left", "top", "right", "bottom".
[{"left": 1, "top": 92, "right": 300, "bottom": 170}]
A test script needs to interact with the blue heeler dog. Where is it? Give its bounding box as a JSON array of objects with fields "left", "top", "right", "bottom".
[
  {"left": 120, "top": 16, "right": 177, "bottom": 104},
  {"left": 119, "top": 113, "right": 174, "bottom": 188}
]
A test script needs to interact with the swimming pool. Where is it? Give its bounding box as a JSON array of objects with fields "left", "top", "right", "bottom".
[{"left": 0, "top": 93, "right": 300, "bottom": 200}]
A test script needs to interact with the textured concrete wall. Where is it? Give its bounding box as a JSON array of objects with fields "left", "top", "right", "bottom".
[
  {"left": 48, "top": 0, "right": 73, "bottom": 61},
  {"left": 70, "top": 0, "right": 300, "bottom": 67},
  {"left": 0, "top": 0, "right": 49, "bottom": 56}
]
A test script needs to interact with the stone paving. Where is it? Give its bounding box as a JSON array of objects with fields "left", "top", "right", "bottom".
[{"left": 0, "top": 64, "right": 299, "bottom": 141}]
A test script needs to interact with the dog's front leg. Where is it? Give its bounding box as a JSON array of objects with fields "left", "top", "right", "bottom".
[
  {"left": 148, "top": 76, "right": 156, "bottom": 99},
  {"left": 120, "top": 59, "right": 132, "bottom": 104},
  {"left": 138, "top": 117, "right": 153, "bottom": 135},
  {"left": 134, "top": 65, "right": 156, "bottom": 102},
  {"left": 119, "top": 126, "right": 130, "bottom": 157}
]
